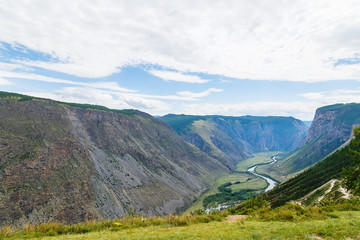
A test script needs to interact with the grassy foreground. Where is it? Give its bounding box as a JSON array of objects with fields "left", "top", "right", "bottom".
[
  {"left": 2, "top": 199, "right": 360, "bottom": 240},
  {"left": 19, "top": 213, "right": 360, "bottom": 240}
]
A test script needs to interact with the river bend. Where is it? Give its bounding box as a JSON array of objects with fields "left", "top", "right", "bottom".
[{"left": 247, "top": 156, "right": 278, "bottom": 192}]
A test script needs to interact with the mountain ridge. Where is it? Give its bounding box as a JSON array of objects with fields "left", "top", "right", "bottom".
[
  {"left": 0, "top": 94, "right": 228, "bottom": 226},
  {"left": 159, "top": 114, "right": 308, "bottom": 169}
]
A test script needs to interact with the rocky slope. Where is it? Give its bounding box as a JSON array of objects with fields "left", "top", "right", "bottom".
[
  {"left": 159, "top": 115, "right": 308, "bottom": 169},
  {"left": 0, "top": 93, "right": 227, "bottom": 226},
  {"left": 259, "top": 103, "right": 360, "bottom": 181}
]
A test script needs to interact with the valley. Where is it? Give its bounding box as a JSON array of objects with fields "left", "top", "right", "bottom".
[
  {"left": 1, "top": 92, "right": 360, "bottom": 240},
  {"left": 185, "top": 151, "right": 281, "bottom": 212},
  {"left": 2, "top": 2, "right": 360, "bottom": 239}
]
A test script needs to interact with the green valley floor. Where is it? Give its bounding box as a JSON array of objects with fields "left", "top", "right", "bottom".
[{"left": 186, "top": 151, "right": 280, "bottom": 212}]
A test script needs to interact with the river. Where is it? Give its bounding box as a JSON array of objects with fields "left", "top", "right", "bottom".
[
  {"left": 247, "top": 156, "right": 278, "bottom": 192},
  {"left": 205, "top": 156, "right": 278, "bottom": 213}
]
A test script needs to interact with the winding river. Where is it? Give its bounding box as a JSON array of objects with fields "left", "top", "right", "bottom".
[
  {"left": 205, "top": 156, "right": 278, "bottom": 212},
  {"left": 247, "top": 156, "right": 278, "bottom": 192}
]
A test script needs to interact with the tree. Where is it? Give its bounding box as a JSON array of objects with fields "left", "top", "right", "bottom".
[{"left": 343, "top": 127, "right": 360, "bottom": 195}]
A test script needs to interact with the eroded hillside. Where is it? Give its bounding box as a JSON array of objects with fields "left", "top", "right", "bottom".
[{"left": 0, "top": 95, "right": 228, "bottom": 226}]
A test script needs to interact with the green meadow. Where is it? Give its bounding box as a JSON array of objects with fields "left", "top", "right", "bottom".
[{"left": 2, "top": 201, "right": 359, "bottom": 240}]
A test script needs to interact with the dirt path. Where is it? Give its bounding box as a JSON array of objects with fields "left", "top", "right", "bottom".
[
  {"left": 297, "top": 179, "right": 353, "bottom": 205},
  {"left": 317, "top": 180, "right": 336, "bottom": 202},
  {"left": 339, "top": 185, "right": 351, "bottom": 199},
  {"left": 225, "top": 215, "right": 247, "bottom": 222},
  {"left": 299, "top": 179, "right": 337, "bottom": 204}
]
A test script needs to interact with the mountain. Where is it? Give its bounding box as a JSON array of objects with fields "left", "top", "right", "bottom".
[
  {"left": 264, "top": 128, "right": 358, "bottom": 207},
  {"left": 159, "top": 114, "right": 308, "bottom": 169},
  {"left": 257, "top": 103, "right": 360, "bottom": 181},
  {"left": 0, "top": 92, "right": 228, "bottom": 226}
]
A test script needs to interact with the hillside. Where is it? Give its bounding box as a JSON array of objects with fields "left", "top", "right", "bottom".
[
  {"left": 0, "top": 92, "right": 228, "bottom": 226},
  {"left": 263, "top": 133, "right": 358, "bottom": 207},
  {"left": 257, "top": 103, "right": 360, "bottom": 181},
  {"left": 159, "top": 114, "right": 308, "bottom": 169}
]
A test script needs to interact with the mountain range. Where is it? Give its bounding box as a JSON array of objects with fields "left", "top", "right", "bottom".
[
  {"left": 1, "top": 91, "right": 359, "bottom": 226},
  {"left": 159, "top": 114, "right": 308, "bottom": 170}
]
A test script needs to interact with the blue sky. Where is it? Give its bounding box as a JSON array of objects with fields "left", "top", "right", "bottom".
[{"left": 1, "top": 1, "right": 360, "bottom": 120}]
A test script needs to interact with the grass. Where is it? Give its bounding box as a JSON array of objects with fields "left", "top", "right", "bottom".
[
  {"left": 235, "top": 151, "right": 282, "bottom": 172},
  {"left": 30, "top": 216, "right": 360, "bottom": 240},
  {"left": 1, "top": 211, "right": 360, "bottom": 240},
  {"left": 227, "top": 176, "right": 267, "bottom": 192},
  {"left": 0, "top": 214, "right": 224, "bottom": 240}
]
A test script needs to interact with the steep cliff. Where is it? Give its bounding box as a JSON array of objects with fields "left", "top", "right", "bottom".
[
  {"left": 0, "top": 93, "right": 227, "bottom": 226},
  {"left": 259, "top": 103, "right": 360, "bottom": 181},
  {"left": 159, "top": 115, "right": 308, "bottom": 169}
]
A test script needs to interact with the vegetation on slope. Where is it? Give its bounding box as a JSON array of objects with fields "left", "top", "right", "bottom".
[
  {"left": 317, "top": 103, "right": 360, "bottom": 126},
  {"left": 265, "top": 103, "right": 360, "bottom": 180},
  {"left": 0, "top": 92, "right": 228, "bottom": 226},
  {"left": 264, "top": 127, "right": 360, "bottom": 207},
  {"left": 0, "top": 91, "right": 139, "bottom": 116},
  {"left": 343, "top": 127, "right": 360, "bottom": 195}
]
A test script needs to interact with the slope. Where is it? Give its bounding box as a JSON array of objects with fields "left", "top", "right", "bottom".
[
  {"left": 0, "top": 92, "right": 228, "bottom": 226},
  {"left": 258, "top": 103, "right": 360, "bottom": 181},
  {"left": 263, "top": 134, "right": 358, "bottom": 207}
]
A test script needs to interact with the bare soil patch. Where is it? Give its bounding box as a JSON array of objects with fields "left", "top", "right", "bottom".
[{"left": 225, "top": 215, "right": 248, "bottom": 222}]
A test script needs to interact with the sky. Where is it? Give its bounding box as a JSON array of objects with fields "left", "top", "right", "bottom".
[{"left": 0, "top": 1, "right": 360, "bottom": 120}]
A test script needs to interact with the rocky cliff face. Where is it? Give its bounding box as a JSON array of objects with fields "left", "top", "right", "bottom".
[
  {"left": 296, "top": 103, "right": 360, "bottom": 170},
  {"left": 263, "top": 103, "right": 360, "bottom": 179},
  {"left": 0, "top": 96, "right": 227, "bottom": 226},
  {"left": 159, "top": 115, "right": 308, "bottom": 169}
]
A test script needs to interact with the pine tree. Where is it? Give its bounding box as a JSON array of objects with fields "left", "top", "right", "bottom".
[{"left": 343, "top": 127, "right": 360, "bottom": 195}]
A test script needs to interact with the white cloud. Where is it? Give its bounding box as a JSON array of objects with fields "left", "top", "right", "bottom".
[
  {"left": 176, "top": 88, "right": 223, "bottom": 99},
  {"left": 0, "top": 78, "right": 11, "bottom": 85},
  {"left": 148, "top": 70, "right": 209, "bottom": 83},
  {"left": 300, "top": 92, "right": 324, "bottom": 100},
  {"left": 0, "top": 0, "right": 359, "bottom": 82},
  {"left": 300, "top": 89, "right": 360, "bottom": 103},
  {"left": 0, "top": 70, "right": 136, "bottom": 92},
  {"left": 220, "top": 79, "right": 232, "bottom": 83}
]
